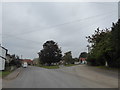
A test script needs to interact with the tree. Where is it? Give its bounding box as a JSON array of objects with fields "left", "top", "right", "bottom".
[
  {"left": 9, "top": 55, "right": 21, "bottom": 68},
  {"left": 73, "top": 58, "right": 79, "bottom": 62},
  {"left": 86, "top": 28, "right": 112, "bottom": 66},
  {"left": 33, "top": 58, "right": 40, "bottom": 66},
  {"left": 9, "top": 54, "right": 16, "bottom": 66},
  {"left": 63, "top": 51, "right": 74, "bottom": 64},
  {"left": 79, "top": 52, "right": 88, "bottom": 58},
  {"left": 86, "top": 19, "right": 120, "bottom": 68},
  {"left": 108, "top": 19, "right": 120, "bottom": 67},
  {"left": 15, "top": 55, "right": 21, "bottom": 67},
  {"left": 38, "top": 40, "right": 62, "bottom": 66}
]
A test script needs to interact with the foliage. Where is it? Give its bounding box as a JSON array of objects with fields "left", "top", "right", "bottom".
[
  {"left": 79, "top": 52, "right": 88, "bottom": 58},
  {"left": 33, "top": 58, "right": 40, "bottom": 66},
  {"left": 63, "top": 51, "right": 74, "bottom": 64},
  {"left": 9, "top": 55, "right": 21, "bottom": 68},
  {"left": 1, "top": 71, "right": 11, "bottom": 77},
  {"left": 72, "top": 58, "right": 79, "bottom": 62},
  {"left": 86, "top": 19, "right": 120, "bottom": 68},
  {"left": 38, "top": 40, "right": 62, "bottom": 66}
]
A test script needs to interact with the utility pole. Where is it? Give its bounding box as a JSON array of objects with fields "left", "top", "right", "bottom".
[
  {"left": 87, "top": 45, "right": 90, "bottom": 53},
  {"left": 21, "top": 55, "right": 22, "bottom": 59}
]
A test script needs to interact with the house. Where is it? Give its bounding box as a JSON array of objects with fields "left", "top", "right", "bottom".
[
  {"left": 0, "top": 44, "right": 8, "bottom": 70},
  {"left": 21, "top": 59, "right": 33, "bottom": 65},
  {"left": 79, "top": 57, "right": 87, "bottom": 64}
]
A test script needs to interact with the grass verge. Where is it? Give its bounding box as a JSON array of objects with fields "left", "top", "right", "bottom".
[
  {"left": 96, "top": 66, "right": 119, "bottom": 71},
  {"left": 39, "top": 65, "right": 59, "bottom": 69},
  {"left": 65, "top": 64, "right": 77, "bottom": 67},
  {"left": 0, "top": 72, "right": 2, "bottom": 77},
  {"left": 0, "top": 71, "right": 11, "bottom": 78}
]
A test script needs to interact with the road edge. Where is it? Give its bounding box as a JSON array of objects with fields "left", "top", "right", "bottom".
[{"left": 3, "top": 67, "right": 22, "bottom": 80}]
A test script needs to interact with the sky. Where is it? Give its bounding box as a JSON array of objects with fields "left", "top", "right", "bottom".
[{"left": 1, "top": 2, "right": 118, "bottom": 59}]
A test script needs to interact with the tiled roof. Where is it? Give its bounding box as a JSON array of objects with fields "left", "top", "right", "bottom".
[{"left": 21, "top": 59, "right": 33, "bottom": 62}]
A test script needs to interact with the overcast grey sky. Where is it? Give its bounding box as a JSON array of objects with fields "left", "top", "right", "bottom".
[{"left": 2, "top": 2, "right": 118, "bottom": 59}]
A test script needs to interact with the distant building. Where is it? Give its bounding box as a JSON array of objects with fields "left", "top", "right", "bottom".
[
  {"left": 79, "top": 58, "right": 87, "bottom": 64},
  {"left": 79, "top": 52, "right": 88, "bottom": 64},
  {"left": 21, "top": 59, "right": 33, "bottom": 65},
  {"left": 33, "top": 58, "right": 39, "bottom": 66},
  {"left": 0, "top": 45, "right": 8, "bottom": 70}
]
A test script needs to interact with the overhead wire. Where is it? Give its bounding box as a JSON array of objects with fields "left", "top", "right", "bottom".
[
  {"left": 6, "top": 9, "right": 116, "bottom": 37},
  {"left": 1, "top": 10, "right": 116, "bottom": 43},
  {"left": 2, "top": 11, "right": 116, "bottom": 46}
]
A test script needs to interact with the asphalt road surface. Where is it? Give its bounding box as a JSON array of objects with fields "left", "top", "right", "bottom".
[{"left": 2, "top": 65, "right": 118, "bottom": 88}]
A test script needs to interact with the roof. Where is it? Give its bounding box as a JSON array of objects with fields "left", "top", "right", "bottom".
[
  {"left": 6, "top": 54, "right": 11, "bottom": 57},
  {"left": 21, "top": 59, "right": 33, "bottom": 62},
  {"left": 0, "top": 56, "right": 6, "bottom": 60},
  {"left": 0, "top": 45, "right": 8, "bottom": 51},
  {"left": 80, "top": 58, "right": 87, "bottom": 61}
]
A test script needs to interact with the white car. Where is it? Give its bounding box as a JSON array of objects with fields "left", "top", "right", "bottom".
[{"left": 22, "top": 62, "right": 28, "bottom": 68}]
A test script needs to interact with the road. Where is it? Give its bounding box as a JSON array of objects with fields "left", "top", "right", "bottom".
[{"left": 2, "top": 65, "right": 118, "bottom": 88}]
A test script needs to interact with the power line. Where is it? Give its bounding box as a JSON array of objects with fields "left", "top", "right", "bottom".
[
  {"left": 9, "top": 10, "right": 116, "bottom": 36},
  {"left": 2, "top": 33, "right": 41, "bottom": 44},
  {"left": 2, "top": 11, "right": 115, "bottom": 46}
]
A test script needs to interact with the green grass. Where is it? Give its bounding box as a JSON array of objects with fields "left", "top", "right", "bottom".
[
  {"left": 37, "top": 64, "right": 77, "bottom": 69},
  {"left": 0, "top": 71, "right": 11, "bottom": 77},
  {"left": 96, "top": 66, "right": 119, "bottom": 71},
  {"left": 39, "top": 65, "right": 59, "bottom": 69},
  {"left": 65, "top": 64, "right": 77, "bottom": 67},
  {"left": 0, "top": 72, "right": 2, "bottom": 77}
]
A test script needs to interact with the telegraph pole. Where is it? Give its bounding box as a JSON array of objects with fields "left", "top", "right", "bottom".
[
  {"left": 21, "top": 55, "right": 23, "bottom": 59},
  {"left": 87, "top": 45, "right": 90, "bottom": 53}
]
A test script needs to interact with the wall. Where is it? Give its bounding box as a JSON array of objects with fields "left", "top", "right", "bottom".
[{"left": 0, "top": 46, "right": 7, "bottom": 70}]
